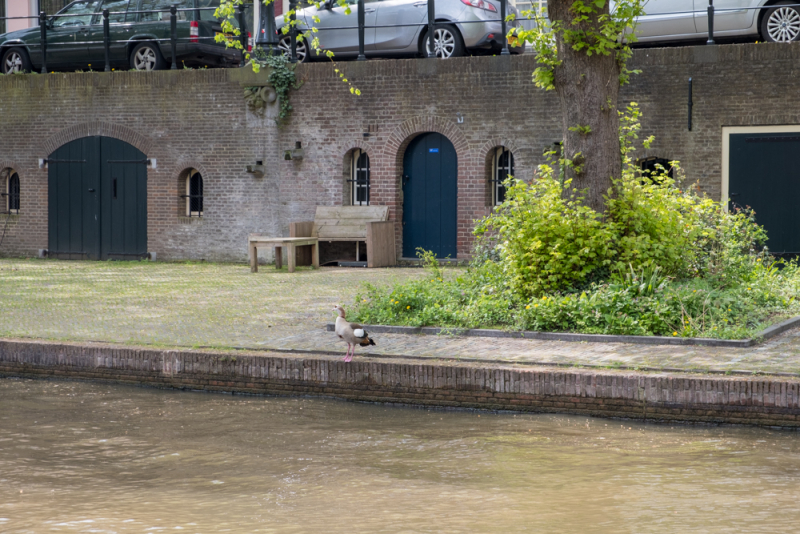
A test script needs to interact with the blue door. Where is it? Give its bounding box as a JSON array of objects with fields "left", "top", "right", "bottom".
[{"left": 402, "top": 132, "right": 457, "bottom": 258}]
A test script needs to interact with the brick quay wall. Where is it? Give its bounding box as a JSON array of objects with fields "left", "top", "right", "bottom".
[
  {"left": 2, "top": 43, "right": 800, "bottom": 261},
  {"left": 2, "top": 339, "right": 799, "bottom": 428}
]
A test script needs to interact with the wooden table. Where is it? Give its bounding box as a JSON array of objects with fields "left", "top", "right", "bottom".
[{"left": 248, "top": 235, "right": 319, "bottom": 273}]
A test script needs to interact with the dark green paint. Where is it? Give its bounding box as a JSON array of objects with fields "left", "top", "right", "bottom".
[
  {"left": 402, "top": 132, "right": 457, "bottom": 259},
  {"left": 0, "top": 0, "right": 243, "bottom": 72},
  {"left": 48, "top": 136, "right": 147, "bottom": 260},
  {"left": 729, "top": 132, "right": 800, "bottom": 254}
]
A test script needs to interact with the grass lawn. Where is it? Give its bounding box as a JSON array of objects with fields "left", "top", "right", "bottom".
[{"left": 0, "top": 259, "right": 428, "bottom": 349}]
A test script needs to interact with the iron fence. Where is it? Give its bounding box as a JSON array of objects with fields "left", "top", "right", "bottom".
[{"left": 1, "top": 0, "right": 799, "bottom": 73}]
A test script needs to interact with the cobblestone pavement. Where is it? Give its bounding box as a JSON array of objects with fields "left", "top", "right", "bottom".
[{"left": 1, "top": 259, "right": 799, "bottom": 375}]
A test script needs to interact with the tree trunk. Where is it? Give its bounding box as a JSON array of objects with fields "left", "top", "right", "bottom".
[{"left": 548, "top": 0, "right": 622, "bottom": 213}]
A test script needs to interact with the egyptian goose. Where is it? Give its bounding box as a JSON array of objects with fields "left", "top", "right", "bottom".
[{"left": 333, "top": 305, "right": 375, "bottom": 362}]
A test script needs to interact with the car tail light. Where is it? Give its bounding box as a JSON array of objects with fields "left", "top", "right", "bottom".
[
  {"left": 190, "top": 21, "right": 199, "bottom": 43},
  {"left": 460, "top": 0, "right": 497, "bottom": 12},
  {"left": 248, "top": 32, "right": 253, "bottom": 52}
]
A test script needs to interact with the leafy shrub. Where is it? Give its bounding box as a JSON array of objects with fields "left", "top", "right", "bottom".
[
  {"left": 475, "top": 104, "right": 768, "bottom": 298},
  {"left": 352, "top": 105, "right": 792, "bottom": 340}
]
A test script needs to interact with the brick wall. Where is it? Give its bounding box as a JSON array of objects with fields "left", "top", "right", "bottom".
[
  {"left": 1, "top": 42, "right": 799, "bottom": 261},
  {"left": 2, "top": 339, "right": 799, "bottom": 427},
  {"left": 0, "top": 69, "right": 280, "bottom": 262}
]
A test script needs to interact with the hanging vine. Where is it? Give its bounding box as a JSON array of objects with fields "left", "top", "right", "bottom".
[{"left": 250, "top": 48, "right": 302, "bottom": 124}]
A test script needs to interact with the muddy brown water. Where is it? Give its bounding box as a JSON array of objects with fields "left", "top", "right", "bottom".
[{"left": 1, "top": 378, "right": 799, "bottom": 533}]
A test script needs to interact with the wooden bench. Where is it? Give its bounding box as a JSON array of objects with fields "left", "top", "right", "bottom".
[
  {"left": 248, "top": 235, "right": 319, "bottom": 273},
  {"left": 291, "top": 206, "right": 396, "bottom": 268}
]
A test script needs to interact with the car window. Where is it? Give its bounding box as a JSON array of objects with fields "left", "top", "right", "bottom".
[
  {"left": 139, "top": 0, "right": 190, "bottom": 22},
  {"left": 52, "top": 0, "right": 103, "bottom": 27},
  {"left": 197, "top": 0, "right": 252, "bottom": 29},
  {"left": 197, "top": 0, "right": 223, "bottom": 22},
  {"left": 92, "top": 0, "right": 130, "bottom": 24}
]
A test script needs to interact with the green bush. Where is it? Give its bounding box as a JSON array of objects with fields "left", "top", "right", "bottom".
[{"left": 351, "top": 105, "right": 794, "bottom": 340}]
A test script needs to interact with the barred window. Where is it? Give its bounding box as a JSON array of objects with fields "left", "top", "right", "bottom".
[
  {"left": 183, "top": 170, "right": 203, "bottom": 217},
  {"left": 492, "top": 147, "right": 514, "bottom": 206},
  {"left": 2, "top": 169, "right": 19, "bottom": 214},
  {"left": 349, "top": 149, "right": 370, "bottom": 206}
]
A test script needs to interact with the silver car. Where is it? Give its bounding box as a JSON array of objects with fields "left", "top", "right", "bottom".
[
  {"left": 630, "top": 0, "right": 799, "bottom": 43},
  {"left": 275, "top": 0, "right": 525, "bottom": 60}
]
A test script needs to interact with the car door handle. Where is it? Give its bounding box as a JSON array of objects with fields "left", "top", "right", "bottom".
[
  {"left": 88, "top": 188, "right": 96, "bottom": 193},
  {"left": 364, "top": 8, "right": 376, "bottom": 12},
  {"left": 413, "top": 2, "right": 426, "bottom": 6}
]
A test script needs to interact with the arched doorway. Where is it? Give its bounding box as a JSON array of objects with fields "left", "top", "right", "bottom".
[
  {"left": 402, "top": 132, "right": 457, "bottom": 258},
  {"left": 48, "top": 136, "right": 148, "bottom": 260}
]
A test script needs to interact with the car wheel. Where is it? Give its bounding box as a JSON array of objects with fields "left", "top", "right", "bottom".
[
  {"left": 419, "top": 25, "right": 465, "bottom": 58},
  {"left": 278, "top": 36, "right": 308, "bottom": 62},
  {"left": 761, "top": 1, "right": 800, "bottom": 42},
  {"left": 1, "top": 47, "right": 32, "bottom": 74},
  {"left": 130, "top": 42, "right": 166, "bottom": 71}
]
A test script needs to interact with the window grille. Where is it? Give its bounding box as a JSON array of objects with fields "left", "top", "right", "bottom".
[
  {"left": 349, "top": 149, "right": 370, "bottom": 206},
  {"left": 181, "top": 170, "right": 204, "bottom": 217},
  {"left": 491, "top": 147, "right": 514, "bottom": 206}
]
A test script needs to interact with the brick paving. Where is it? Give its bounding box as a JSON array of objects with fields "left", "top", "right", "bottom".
[{"left": 1, "top": 259, "right": 800, "bottom": 376}]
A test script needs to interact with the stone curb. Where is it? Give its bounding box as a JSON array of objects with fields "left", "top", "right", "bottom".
[
  {"left": 4, "top": 338, "right": 800, "bottom": 428},
  {"left": 326, "top": 316, "right": 800, "bottom": 348}
]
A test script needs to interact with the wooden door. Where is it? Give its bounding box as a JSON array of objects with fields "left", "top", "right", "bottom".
[
  {"left": 402, "top": 132, "right": 457, "bottom": 258},
  {"left": 729, "top": 132, "right": 800, "bottom": 255},
  {"left": 48, "top": 136, "right": 147, "bottom": 260}
]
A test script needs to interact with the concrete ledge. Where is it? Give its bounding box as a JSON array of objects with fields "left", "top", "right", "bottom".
[
  {"left": 327, "top": 316, "right": 800, "bottom": 347},
  {"left": 2, "top": 338, "right": 800, "bottom": 428}
]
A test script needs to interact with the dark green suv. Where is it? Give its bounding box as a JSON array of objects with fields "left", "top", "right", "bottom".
[{"left": 0, "top": 0, "right": 249, "bottom": 74}]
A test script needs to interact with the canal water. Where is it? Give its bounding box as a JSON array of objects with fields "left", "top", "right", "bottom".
[{"left": 2, "top": 378, "right": 799, "bottom": 533}]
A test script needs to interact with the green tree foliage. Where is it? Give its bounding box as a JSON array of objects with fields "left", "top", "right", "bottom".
[{"left": 474, "top": 104, "right": 767, "bottom": 297}]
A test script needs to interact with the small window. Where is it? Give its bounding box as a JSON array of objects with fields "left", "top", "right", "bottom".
[
  {"left": 92, "top": 0, "right": 131, "bottom": 24},
  {"left": 349, "top": 149, "right": 370, "bottom": 206},
  {"left": 52, "top": 0, "right": 102, "bottom": 27},
  {"left": 183, "top": 170, "right": 203, "bottom": 217},
  {"left": 492, "top": 147, "right": 514, "bottom": 206},
  {"left": 639, "top": 157, "right": 674, "bottom": 184},
  {"left": 139, "top": 0, "right": 189, "bottom": 22},
  {"left": 2, "top": 170, "right": 19, "bottom": 214}
]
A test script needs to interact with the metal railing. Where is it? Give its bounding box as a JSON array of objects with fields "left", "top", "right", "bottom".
[
  {"left": 1, "top": 1, "right": 799, "bottom": 72},
  {"left": 270, "top": 0, "right": 515, "bottom": 62},
  {"left": 0, "top": 5, "right": 248, "bottom": 73}
]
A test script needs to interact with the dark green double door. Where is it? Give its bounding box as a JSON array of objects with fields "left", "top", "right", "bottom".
[
  {"left": 729, "top": 132, "right": 800, "bottom": 255},
  {"left": 48, "top": 136, "right": 147, "bottom": 260},
  {"left": 402, "top": 132, "right": 458, "bottom": 258}
]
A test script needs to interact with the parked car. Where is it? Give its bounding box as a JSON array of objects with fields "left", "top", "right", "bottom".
[
  {"left": 631, "top": 0, "right": 800, "bottom": 44},
  {"left": 0, "top": 0, "right": 250, "bottom": 74},
  {"left": 275, "top": 0, "right": 525, "bottom": 61}
]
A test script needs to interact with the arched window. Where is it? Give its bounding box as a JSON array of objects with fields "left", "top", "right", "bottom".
[
  {"left": 2, "top": 169, "right": 19, "bottom": 214},
  {"left": 349, "top": 149, "right": 370, "bottom": 206},
  {"left": 183, "top": 169, "right": 204, "bottom": 217},
  {"left": 492, "top": 147, "right": 514, "bottom": 206}
]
